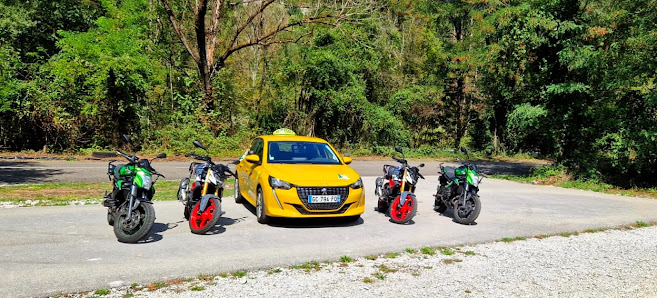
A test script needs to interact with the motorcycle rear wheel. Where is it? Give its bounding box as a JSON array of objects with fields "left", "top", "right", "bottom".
[
  {"left": 189, "top": 197, "right": 221, "bottom": 234},
  {"left": 113, "top": 202, "right": 155, "bottom": 243},
  {"left": 389, "top": 194, "right": 417, "bottom": 224},
  {"left": 453, "top": 194, "right": 481, "bottom": 225}
]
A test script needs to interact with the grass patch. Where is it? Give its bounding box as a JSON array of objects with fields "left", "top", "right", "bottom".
[
  {"left": 197, "top": 274, "right": 213, "bottom": 281},
  {"left": 634, "top": 221, "right": 650, "bottom": 228},
  {"left": 0, "top": 179, "right": 234, "bottom": 207},
  {"left": 123, "top": 293, "right": 134, "bottom": 298},
  {"left": 231, "top": 270, "right": 247, "bottom": 278},
  {"left": 146, "top": 282, "right": 167, "bottom": 291},
  {"left": 463, "top": 250, "right": 476, "bottom": 256},
  {"left": 340, "top": 255, "right": 354, "bottom": 263},
  {"left": 559, "top": 232, "right": 578, "bottom": 237},
  {"left": 384, "top": 252, "right": 400, "bottom": 259},
  {"left": 420, "top": 247, "right": 435, "bottom": 255},
  {"left": 500, "top": 236, "right": 526, "bottom": 243},
  {"left": 374, "top": 272, "right": 386, "bottom": 280},
  {"left": 94, "top": 289, "right": 110, "bottom": 296},
  {"left": 365, "top": 255, "right": 378, "bottom": 260},
  {"left": 405, "top": 248, "right": 417, "bottom": 254},
  {"left": 290, "top": 261, "right": 321, "bottom": 271},
  {"left": 217, "top": 273, "right": 228, "bottom": 278},
  {"left": 440, "top": 248, "right": 455, "bottom": 256},
  {"left": 378, "top": 264, "right": 398, "bottom": 273},
  {"left": 130, "top": 283, "right": 139, "bottom": 289},
  {"left": 267, "top": 268, "right": 282, "bottom": 274},
  {"left": 583, "top": 229, "right": 600, "bottom": 233},
  {"left": 190, "top": 285, "right": 205, "bottom": 291},
  {"left": 363, "top": 277, "right": 374, "bottom": 283},
  {"left": 443, "top": 259, "right": 463, "bottom": 264}
]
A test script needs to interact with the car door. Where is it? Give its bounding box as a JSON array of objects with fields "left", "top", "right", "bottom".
[{"left": 242, "top": 138, "right": 264, "bottom": 201}]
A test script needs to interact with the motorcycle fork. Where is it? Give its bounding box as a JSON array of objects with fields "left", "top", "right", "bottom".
[
  {"left": 459, "top": 183, "right": 470, "bottom": 206},
  {"left": 399, "top": 168, "right": 408, "bottom": 204},
  {"left": 125, "top": 184, "right": 140, "bottom": 222},
  {"left": 197, "top": 169, "right": 219, "bottom": 215}
]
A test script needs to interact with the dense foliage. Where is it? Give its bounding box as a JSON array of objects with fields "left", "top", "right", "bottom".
[{"left": 1, "top": 0, "right": 656, "bottom": 188}]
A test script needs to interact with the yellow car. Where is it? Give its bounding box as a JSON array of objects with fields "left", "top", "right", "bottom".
[{"left": 233, "top": 131, "right": 365, "bottom": 224}]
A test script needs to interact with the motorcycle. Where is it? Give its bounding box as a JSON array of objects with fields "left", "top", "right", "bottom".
[
  {"left": 434, "top": 147, "right": 483, "bottom": 225},
  {"left": 374, "top": 147, "right": 425, "bottom": 224},
  {"left": 102, "top": 135, "right": 166, "bottom": 243},
  {"left": 177, "top": 141, "right": 233, "bottom": 234}
]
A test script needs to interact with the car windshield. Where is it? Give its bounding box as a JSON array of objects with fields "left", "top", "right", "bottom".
[{"left": 267, "top": 141, "right": 342, "bottom": 165}]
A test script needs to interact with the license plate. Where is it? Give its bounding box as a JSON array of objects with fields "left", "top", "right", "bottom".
[{"left": 308, "top": 195, "right": 340, "bottom": 203}]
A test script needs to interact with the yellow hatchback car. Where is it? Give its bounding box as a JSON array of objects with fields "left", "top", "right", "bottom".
[{"left": 234, "top": 132, "right": 365, "bottom": 223}]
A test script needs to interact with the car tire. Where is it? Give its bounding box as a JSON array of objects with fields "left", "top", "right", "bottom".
[
  {"left": 256, "top": 187, "right": 269, "bottom": 224},
  {"left": 234, "top": 176, "right": 243, "bottom": 204}
]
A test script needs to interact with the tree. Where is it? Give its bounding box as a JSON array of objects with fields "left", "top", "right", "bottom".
[{"left": 159, "top": 0, "right": 372, "bottom": 109}]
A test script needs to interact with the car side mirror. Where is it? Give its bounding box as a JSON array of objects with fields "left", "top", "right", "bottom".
[
  {"left": 343, "top": 156, "right": 353, "bottom": 165},
  {"left": 156, "top": 153, "right": 167, "bottom": 159},
  {"left": 245, "top": 154, "right": 260, "bottom": 164}
]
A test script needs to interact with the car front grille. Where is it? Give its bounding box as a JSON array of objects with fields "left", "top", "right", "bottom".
[{"left": 296, "top": 186, "right": 350, "bottom": 210}]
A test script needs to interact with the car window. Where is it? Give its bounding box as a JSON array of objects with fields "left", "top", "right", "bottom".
[
  {"left": 248, "top": 138, "right": 264, "bottom": 162},
  {"left": 268, "top": 141, "right": 341, "bottom": 165}
]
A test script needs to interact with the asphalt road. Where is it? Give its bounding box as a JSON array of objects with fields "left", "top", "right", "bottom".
[
  {"left": 0, "top": 159, "right": 543, "bottom": 184},
  {"left": 2, "top": 177, "right": 657, "bottom": 297}
]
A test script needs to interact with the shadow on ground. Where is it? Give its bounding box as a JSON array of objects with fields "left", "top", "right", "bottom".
[
  {"left": 239, "top": 201, "right": 363, "bottom": 228},
  {"left": 0, "top": 161, "right": 65, "bottom": 184},
  {"left": 474, "top": 161, "right": 547, "bottom": 176}
]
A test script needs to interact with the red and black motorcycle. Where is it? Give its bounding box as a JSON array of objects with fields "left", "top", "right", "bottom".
[
  {"left": 177, "top": 141, "right": 233, "bottom": 234},
  {"left": 374, "top": 147, "right": 425, "bottom": 224}
]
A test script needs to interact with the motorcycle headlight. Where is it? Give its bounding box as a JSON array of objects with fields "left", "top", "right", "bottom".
[
  {"left": 472, "top": 174, "right": 479, "bottom": 187},
  {"left": 350, "top": 178, "right": 363, "bottom": 189},
  {"left": 405, "top": 174, "right": 416, "bottom": 185},
  {"left": 269, "top": 176, "right": 292, "bottom": 190}
]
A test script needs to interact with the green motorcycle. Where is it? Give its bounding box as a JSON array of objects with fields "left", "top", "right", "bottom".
[
  {"left": 103, "top": 135, "right": 166, "bottom": 243},
  {"left": 433, "top": 147, "right": 484, "bottom": 225}
]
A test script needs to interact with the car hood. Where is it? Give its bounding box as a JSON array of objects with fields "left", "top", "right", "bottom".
[{"left": 264, "top": 164, "right": 360, "bottom": 187}]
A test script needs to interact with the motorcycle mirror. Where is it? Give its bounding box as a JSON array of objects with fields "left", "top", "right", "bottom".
[
  {"left": 122, "top": 135, "right": 133, "bottom": 145},
  {"left": 394, "top": 147, "right": 403, "bottom": 154},
  {"left": 230, "top": 160, "right": 239, "bottom": 165},
  {"left": 156, "top": 153, "right": 167, "bottom": 159},
  {"left": 419, "top": 163, "right": 425, "bottom": 167},
  {"left": 193, "top": 140, "right": 206, "bottom": 151}
]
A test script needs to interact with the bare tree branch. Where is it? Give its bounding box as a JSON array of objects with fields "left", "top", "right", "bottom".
[
  {"left": 226, "top": 0, "right": 277, "bottom": 52},
  {"left": 160, "top": 0, "right": 200, "bottom": 63}
]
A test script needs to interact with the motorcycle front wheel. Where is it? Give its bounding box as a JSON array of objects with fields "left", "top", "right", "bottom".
[
  {"left": 389, "top": 194, "right": 417, "bottom": 224},
  {"left": 189, "top": 197, "right": 221, "bottom": 234},
  {"left": 113, "top": 202, "right": 155, "bottom": 243},
  {"left": 453, "top": 194, "right": 481, "bottom": 225}
]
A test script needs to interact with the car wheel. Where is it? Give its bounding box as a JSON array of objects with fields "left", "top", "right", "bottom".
[{"left": 255, "top": 187, "right": 269, "bottom": 224}]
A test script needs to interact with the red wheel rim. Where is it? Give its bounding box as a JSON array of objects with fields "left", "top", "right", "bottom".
[
  {"left": 390, "top": 195, "right": 414, "bottom": 221},
  {"left": 190, "top": 199, "right": 216, "bottom": 230}
]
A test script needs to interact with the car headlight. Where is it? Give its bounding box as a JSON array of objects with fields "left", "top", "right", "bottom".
[
  {"left": 269, "top": 176, "right": 292, "bottom": 190},
  {"left": 350, "top": 177, "right": 363, "bottom": 189}
]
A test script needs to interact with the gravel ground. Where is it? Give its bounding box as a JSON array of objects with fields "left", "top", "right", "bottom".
[{"left": 69, "top": 226, "right": 657, "bottom": 298}]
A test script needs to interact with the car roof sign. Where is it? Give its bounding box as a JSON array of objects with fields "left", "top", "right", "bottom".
[{"left": 273, "top": 128, "right": 296, "bottom": 136}]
